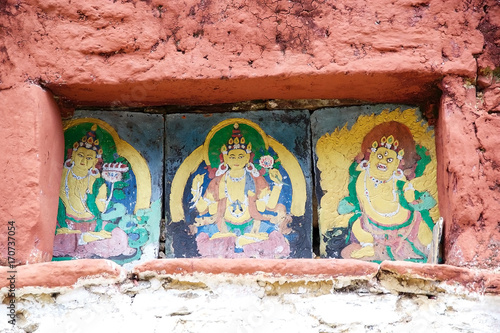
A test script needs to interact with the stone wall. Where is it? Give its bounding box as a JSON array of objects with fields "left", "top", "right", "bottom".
[
  {"left": 1, "top": 1, "right": 500, "bottom": 330},
  {"left": 0, "top": 0, "right": 486, "bottom": 106},
  {"left": 1, "top": 260, "right": 499, "bottom": 332},
  {"left": 0, "top": 85, "right": 63, "bottom": 265},
  {"left": 2, "top": 0, "right": 499, "bottom": 268}
]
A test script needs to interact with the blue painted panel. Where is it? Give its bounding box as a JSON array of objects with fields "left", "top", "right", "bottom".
[{"left": 165, "top": 110, "right": 313, "bottom": 258}]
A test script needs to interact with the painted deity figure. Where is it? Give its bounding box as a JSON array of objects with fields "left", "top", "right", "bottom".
[
  {"left": 189, "top": 123, "right": 291, "bottom": 256},
  {"left": 338, "top": 121, "right": 436, "bottom": 262},
  {"left": 54, "top": 124, "right": 135, "bottom": 258}
]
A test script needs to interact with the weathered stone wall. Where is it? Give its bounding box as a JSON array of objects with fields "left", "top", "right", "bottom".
[
  {"left": 6, "top": 279, "right": 500, "bottom": 333},
  {"left": 437, "top": 76, "right": 500, "bottom": 269},
  {"left": 0, "top": 0, "right": 485, "bottom": 106},
  {"left": 0, "top": 1, "right": 499, "bottom": 266},
  {"left": 2, "top": 2, "right": 500, "bottom": 331},
  {"left": 1, "top": 260, "right": 499, "bottom": 332},
  {"left": 432, "top": 1, "right": 500, "bottom": 269}
]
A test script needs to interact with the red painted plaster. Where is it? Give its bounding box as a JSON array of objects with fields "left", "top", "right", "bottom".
[
  {"left": 0, "top": 259, "right": 125, "bottom": 289},
  {"left": 133, "top": 258, "right": 379, "bottom": 278},
  {"left": 0, "top": 0, "right": 485, "bottom": 106},
  {"left": 380, "top": 260, "right": 500, "bottom": 294},
  {"left": 0, "top": 84, "right": 64, "bottom": 265},
  {"left": 437, "top": 75, "right": 500, "bottom": 269},
  {"left": 1, "top": 259, "right": 498, "bottom": 295}
]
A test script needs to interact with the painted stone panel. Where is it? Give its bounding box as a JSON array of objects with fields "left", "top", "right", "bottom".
[
  {"left": 53, "top": 111, "right": 163, "bottom": 266},
  {"left": 312, "top": 105, "right": 440, "bottom": 263},
  {"left": 166, "top": 111, "right": 312, "bottom": 258}
]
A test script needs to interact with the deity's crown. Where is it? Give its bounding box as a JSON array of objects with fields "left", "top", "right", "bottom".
[
  {"left": 371, "top": 135, "right": 405, "bottom": 160},
  {"left": 72, "top": 124, "right": 103, "bottom": 159},
  {"left": 221, "top": 123, "right": 252, "bottom": 154}
]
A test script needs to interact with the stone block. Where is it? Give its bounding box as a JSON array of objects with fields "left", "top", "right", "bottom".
[
  {"left": 0, "top": 259, "right": 126, "bottom": 289},
  {"left": 165, "top": 110, "right": 313, "bottom": 258},
  {"left": 0, "top": 84, "right": 64, "bottom": 265},
  {"left": 312, "top": 105, "right": 440, "bottom": 263},
  {"left": 437, "top": 76, "right": 500, "bottom": 269},
  {"left": 52, "top": 111, "right": 163, "bottom": 267},
  {"left": 133, "top": 258, "right": 379, "bottom": 279}
]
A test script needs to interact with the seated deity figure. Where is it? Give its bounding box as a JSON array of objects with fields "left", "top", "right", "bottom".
[
  {"left": 54, "top": 124, "right": 135, "bottom": 258},
  {"left": 190, "top": 123, "right": 290, "bottom": 256},
  {"left": 338, "top": 121, "right": 436, "bottom": 262}
]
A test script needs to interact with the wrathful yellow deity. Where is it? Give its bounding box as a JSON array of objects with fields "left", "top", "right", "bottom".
[{"left": 337, "top": 121, "right": 437, "bottom": 262}]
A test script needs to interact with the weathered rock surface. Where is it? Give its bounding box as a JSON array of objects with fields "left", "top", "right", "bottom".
[
  {"left": 437, "top": 78, "right": 500, "bottom": 268},
  {"left": 1, "top": 259, "right": 500, "bottom": 332},
  {"left": 0, "top": 0, "right": 486, "bottom": 106}
]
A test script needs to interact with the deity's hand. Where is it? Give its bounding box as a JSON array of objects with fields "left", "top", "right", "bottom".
[
  {"left": 268, "top": 169, "right": 283, "bottom": 185},
  {"left": 403, "top": 181, "right": 416, "bottom": 202},
  {"left": 192, "top": 174, "right": 205, "bottom": 189},
  {"left": 190, "top": 174, "right": 205, "bottom": 201}
]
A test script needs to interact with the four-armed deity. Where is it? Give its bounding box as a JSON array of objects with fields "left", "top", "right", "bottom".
[{"left": 168, "top": 115, "right": 310, "bottom": 258}]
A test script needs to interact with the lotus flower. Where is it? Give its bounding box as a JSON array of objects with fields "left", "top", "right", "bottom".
[{"left": 259, "top": 155, "right": 274, "bottom": 169}]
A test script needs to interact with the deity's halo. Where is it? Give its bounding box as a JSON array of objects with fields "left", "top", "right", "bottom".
[
  {"left": 171, "top": 117, "right": 307, "bottom": 222},
  {"left": 203, "top": 118, "right": 268, "bottom": 169}
]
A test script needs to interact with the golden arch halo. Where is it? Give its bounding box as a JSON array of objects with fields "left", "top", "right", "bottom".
[
  {"left": 63, "top": 118, "right": 152, "bottom": 213},
  {"left": 170, "top": 118, "right": 307, "bottom": 222}
]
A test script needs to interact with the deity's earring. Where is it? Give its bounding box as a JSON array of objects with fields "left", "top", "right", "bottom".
[
  {"left": 89, "top": 167, "right": 99, "bottom": 176},
  {"left": 216, "top": 163, "right": 228, "bottom": 177},
  {"left": 394, "top": 169, "right": 404, "bottom": 179},
  {"left": 246, "top": 162, "right": 260, "bottom": 177},
  {"left": 64, "top": 159, "right": 75, "bottom": 168}
]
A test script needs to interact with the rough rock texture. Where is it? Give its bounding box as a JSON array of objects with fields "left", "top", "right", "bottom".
[
  {"left": 380, "top": 260, "right": 500, "bottom": 294},
  {"left": 1, "top": 259, "right": 498, "bottom": 295},
  {"left": 436, "top": 0, "right": 500, "bottom": 271},
  {"left": 0, "top": 0, "right": 485, "bottom": 106},
  {"left": 438, "top": 74, "right": 500, "bottom": 268},
  {"left": 0, "top": 84, "right": 63, "bottom": 265},
  {"left": 134, "top": 258, "right": 379, "bottom": 278},
  {"left": 1, "top": 259, "right": 500, "bottom": 332}
]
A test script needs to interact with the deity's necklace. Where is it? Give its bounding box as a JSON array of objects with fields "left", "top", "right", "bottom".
[
  {"left": 64, "top": 163, "right": 92, "bottom": 215},
  {"left": 224, "top": 172, "right": 248, "bottom": 219},
  {"left": 71, "top": 169, "right": 87, "bottom": 180},
  {"left": 361, "top": 162, "right": 401, "bottom": 218},
  {"left": 228, "top": 172, "right": 245, "bottom": 182},
  {"left": 369, "top": 176, "right": 390, "bottom": 188}
]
